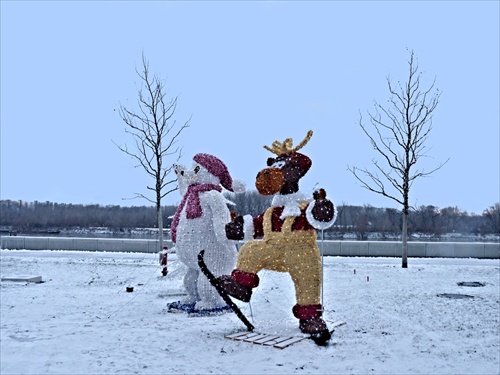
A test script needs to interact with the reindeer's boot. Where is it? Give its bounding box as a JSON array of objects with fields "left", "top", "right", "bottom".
[
  {"left": 293, "top": 304, "right": 332, "bottom": 344},
  {"left": 215, "top": 269, "right": 259, "bottom": 303},
  {"left": 299, "top": 317, "right": 329, "bottom": 334}
]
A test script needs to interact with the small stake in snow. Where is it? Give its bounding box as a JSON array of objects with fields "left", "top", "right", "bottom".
[{"left": 367, "top": 276, "right": 369, "bottom": 282}]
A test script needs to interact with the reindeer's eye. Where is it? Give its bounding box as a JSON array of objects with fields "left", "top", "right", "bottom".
[
  {"left": 180, "top": 171, "right": 184, "bottom": 176},
  {"left": 271, "top": 160, "right": 286, "bottom": 169},
  {"left": 194, "top": 166, "right": 200, "bottom": 174}
]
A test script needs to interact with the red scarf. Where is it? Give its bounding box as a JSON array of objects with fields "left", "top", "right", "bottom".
[{"left": 170, "top": 184, "right": 222, "bottom": 243}]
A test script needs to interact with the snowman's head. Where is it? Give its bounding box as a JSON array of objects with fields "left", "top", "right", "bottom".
[
  {"left": 173, "top": 164, "right": 192, "bottom": 196},
  {"left": 189, "top": 160, "right": 222, "bottom": 186}
]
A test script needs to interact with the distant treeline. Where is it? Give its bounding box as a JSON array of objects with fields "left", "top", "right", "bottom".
[{"left": 1, "top": 195, "right": 499, "bottom": 239}]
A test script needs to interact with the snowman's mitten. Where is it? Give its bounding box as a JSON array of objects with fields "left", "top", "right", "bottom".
[{"left": 225, "top": 215, "right": 244, "bottom": 240}]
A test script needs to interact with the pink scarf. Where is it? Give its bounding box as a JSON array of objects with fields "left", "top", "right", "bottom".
[{"left": 170, "top": 184, "right": 222, "bottom": 243}]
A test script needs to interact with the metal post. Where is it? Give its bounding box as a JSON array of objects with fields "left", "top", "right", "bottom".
[{"left": 321, "top": 228, "right": 325, "bottom": 309}]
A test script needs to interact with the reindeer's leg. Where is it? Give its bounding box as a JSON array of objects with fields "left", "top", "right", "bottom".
[
  {"left": 286, "top": 243, "right": 330, "bottom": 337},
  {"left": 287, "top": 242, "right": 322, "bottom": 306}
]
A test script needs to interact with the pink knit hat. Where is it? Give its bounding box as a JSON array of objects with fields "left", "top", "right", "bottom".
[{"left": 193, "top": 153, "right": 233, "bottom": 192}]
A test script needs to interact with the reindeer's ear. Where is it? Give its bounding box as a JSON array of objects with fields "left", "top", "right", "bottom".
[
  {"left": 267, "top": 157, "right": 276, "bottom": 167},
  {"left": 291, "top": 152, "right": 312, "bottom": 177}
]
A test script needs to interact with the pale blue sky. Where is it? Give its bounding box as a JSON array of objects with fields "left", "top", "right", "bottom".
[{"left": 1, "top": 1, "right": 499, "bottom": 215}]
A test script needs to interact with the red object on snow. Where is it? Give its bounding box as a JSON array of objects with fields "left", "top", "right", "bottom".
[{"left": 160, "top": 246, "right": 168, "bottom": 276}]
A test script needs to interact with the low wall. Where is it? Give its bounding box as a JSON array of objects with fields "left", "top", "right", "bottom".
[
  {"left": 1, "top": 236, "right": 499, "bottom": 259},
  {"left": 329, "top": 240, "right": 499, "bottom": 259},
  {"left": 0, "top": 236, "right": 170, "bottom": 254}
]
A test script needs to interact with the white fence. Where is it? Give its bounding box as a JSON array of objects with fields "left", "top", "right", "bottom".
[{"left": 1, "top": 236, "right": 499, "bottom": 259}]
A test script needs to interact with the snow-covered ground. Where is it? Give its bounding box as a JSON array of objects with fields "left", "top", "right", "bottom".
[{"left": 1, "top": 249, "right": 499, "bottom": 375}]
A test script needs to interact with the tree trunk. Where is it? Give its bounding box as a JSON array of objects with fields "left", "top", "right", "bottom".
[
  {"left": 402, "top": 208, "right": 408, "bottom": 268},
  {"left": 157, "top": 203, "right": 163, "bottom": 253},
  {"left": 156, "top": 155, "right": 163, "bottom": 253}
]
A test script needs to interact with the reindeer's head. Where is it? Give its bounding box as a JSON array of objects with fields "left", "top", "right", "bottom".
[{"left": 255, "top": 130, "right": 313, "bottom": 196}]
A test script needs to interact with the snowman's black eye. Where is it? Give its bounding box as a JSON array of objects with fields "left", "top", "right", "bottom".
[{"left": 194, "top": 166, "right": 200, "bottom": 174}]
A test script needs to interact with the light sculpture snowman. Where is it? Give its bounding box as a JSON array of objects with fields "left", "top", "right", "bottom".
[{"left": 168, "top": 153, "right": 240, "bottom": 315}]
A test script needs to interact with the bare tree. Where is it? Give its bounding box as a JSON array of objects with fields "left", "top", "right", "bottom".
[
  {"left": 483, "top": 203, "right": 500, "bottom": 234},
  {"left": 115, "top": 54, "right": 190, "bottom": 252},
  {"left": 348, "top": 50, "right": 448, "bottom": 268},
  {"left": 225, "top": 190, "right": 273, "bottom": 217}
]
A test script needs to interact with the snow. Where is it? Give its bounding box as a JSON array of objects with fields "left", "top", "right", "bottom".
[{"left": 1, "top": 249, "right": 499, "bottom": 375}]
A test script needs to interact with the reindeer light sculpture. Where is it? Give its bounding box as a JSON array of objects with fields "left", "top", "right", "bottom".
[{"left": 216, "top": 130, "right": 337, "bottom": 344}]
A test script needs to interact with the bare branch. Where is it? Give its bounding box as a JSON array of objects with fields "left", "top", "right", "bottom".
[{"left": 347, "top": 165, "right": 404, "bottom": 206}]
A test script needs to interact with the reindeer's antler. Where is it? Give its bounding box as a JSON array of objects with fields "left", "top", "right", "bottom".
[
  {"left": 263, "top": 130, "right": 314, "bottom": 155},
  {"left": 292, "top": 130, "right": 313, "bottom": 153}
]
